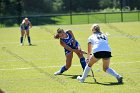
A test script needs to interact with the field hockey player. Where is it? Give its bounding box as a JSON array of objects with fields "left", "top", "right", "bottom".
[
  {"left": 54, "top": 28, "right": 87, "bottom": 75},
  {"left": 20, "top": 17, "right": 32, "bottom": 46},
  {"left": 77, "top": 24, "right": 123, "bottom": 84}
]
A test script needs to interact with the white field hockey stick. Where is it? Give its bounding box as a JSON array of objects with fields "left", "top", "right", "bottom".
[{"left": 81, "top": 50, "right": 97, "bottom": 83}]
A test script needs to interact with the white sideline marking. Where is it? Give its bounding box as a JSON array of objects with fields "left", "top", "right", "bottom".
[
  {"left": 0, "top": 65, "right": 79, "bottom": 71},
  {"left": 0, "top": 52, "right": 140, "bottom": 62},
  {"left": 0, "top": 58, "right": 48, "bottom": 62},
  {"left": 0, "top": 61, "right": 140, "bottom": 71}
]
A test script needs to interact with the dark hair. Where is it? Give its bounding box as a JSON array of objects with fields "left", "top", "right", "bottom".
[
  {"left": 54, "top": 34, "right": 59, "bottom": 39},
  {"left": 57, "top": 28, "right": 64, "bottom": 33},
  {"left": 54, "top": 28, "right": 64, "bottom": 39}
]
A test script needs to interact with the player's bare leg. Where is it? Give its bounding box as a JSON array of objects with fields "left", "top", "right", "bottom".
[
  {"left": 77, "top": 56, "right": 99, "bottom": 83},
  {"left": 54, "top": 52, "right": 73, "bottom": 75},
  {"left": 102, "top": 58, "right": 123, "bottom": 84},
  {"left": 26, "top": 30, "right": 32, "bottom": 45},
  {"left": 75, "top": 52, "right": 86, "bottom": 70}
]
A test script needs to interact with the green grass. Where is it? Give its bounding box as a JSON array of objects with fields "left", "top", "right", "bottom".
[
  {"left": 123, "top": 12, "right": 139, "bottom": 22},
  {"left": 0, "top": 12, "right": 139, "bottom": 27},
  {"left": 53, "top": 12, "right": 140, "bottom": 24},
  {"left": 0, "top": 22, "right": 140, "bottom": 93}
]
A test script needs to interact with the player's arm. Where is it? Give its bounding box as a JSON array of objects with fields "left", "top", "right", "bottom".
[
  {"left": 67, "top": 30, "right": 76, "bottom": 41},
  {"left": 87, "top": 42, "right": 92, "bottom": 60},
  {"left": 67, "top": 30, "right": 78, "bottom": 48},
  {"left": 60, "top": 40, "right": 80, "bottom": 53},
  {"left": 29, "top": 21, "right": 32, "bottom": 29},
  {"left": 87, "top": 37, "right": 93, "bottom": 62},
  {"left": 20, "top": 23, "right": 24, "bottom": 29},
  {"left": 67, "top": 30, "right": 77, "bottom": 45},
  {"left": 60, "top": 40, "right": 73, "bottom": 51}
]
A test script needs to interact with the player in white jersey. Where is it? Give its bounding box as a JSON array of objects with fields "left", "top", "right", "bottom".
[{"left": 77, "top": 24, "right": 123, "bottom": 84}]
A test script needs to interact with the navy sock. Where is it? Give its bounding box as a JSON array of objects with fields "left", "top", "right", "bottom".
[
  {"left": 80, "top": 57, "right": 86, "bottom": 70},
  {"left": 28, "top": 36, "right": 31, "bottom": 44},
  {"left": 60, "top": 66, "right": 67, "bottom": 73},
  {"left": 20, "top": 37, "right": 23, "bottom": 43}
]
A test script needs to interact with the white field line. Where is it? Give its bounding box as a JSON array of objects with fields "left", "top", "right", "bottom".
[
  {"left": 0, "top": 57, "right": 48, "bottom": 62},
  {"left": 0, "top": 65, "right": 79, "bottom": 71},
  {"left": 0, "top": 52, "right": 140, "bottom": 62},
  {"left": 0, "top": 61, "right": 140, "bottom": 71}
]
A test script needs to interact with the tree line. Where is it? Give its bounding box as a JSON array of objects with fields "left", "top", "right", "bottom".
[{"left": 0, "top": 0, "right": 140, "bottom": 16}]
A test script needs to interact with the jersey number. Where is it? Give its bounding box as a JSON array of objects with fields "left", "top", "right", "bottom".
[{"left": 97, "top": 34, "right": 106, "bottom": 40}]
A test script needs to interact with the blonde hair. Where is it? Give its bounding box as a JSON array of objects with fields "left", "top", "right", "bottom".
[
  {"left": 91, "top": 24, "right": 100, "bottom": 33},
  {"left": 22, "top": 18, "right": 29, "bottom": 24},
  {"left": 24, "top": 18, "right": 28, "bottom": 21}
]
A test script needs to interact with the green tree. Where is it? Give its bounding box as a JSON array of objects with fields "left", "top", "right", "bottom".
[
  {"left": 99, "top": 0, "right": 114, "bottom": 9},
  {"left": 128, "top": 0, "right": 140, "bottom": 10},
  {"left": 0, "top": 0, "right": 11, "bottom": 16},
  {"left": 52, "top": 0, "right": 63, "bottom": 12},
  {"left": 112, "top": 0, "right": 120, "bottom": 8},
  {"left": 0, "top": 0, "right": 22, "bottom": 16},
  {"left": 22, "top": 0, "right": 53, "bottom": 14},
  {"left": 62, "top": 0, "right": 99, "bottom": 12}
]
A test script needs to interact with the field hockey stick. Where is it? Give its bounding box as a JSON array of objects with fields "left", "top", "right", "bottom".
[
  {"left": 90, "top": 68, "right": 97, "bottom": 83},
  {"left": 82, "top": 50, "right": 97, "bottom": 83},
  {"left": 81, "top": 50, "right": 92, "bottom": 55}
]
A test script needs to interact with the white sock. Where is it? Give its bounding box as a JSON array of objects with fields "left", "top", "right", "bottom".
[
  {"left": 106, "top": 68, "right": 121, "bottom": 78},
  {"left": 81, "top": 65, "right": 91, "bottom": 79}
]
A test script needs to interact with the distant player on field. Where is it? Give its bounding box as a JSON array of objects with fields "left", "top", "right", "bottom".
[
  {"left": 54, "top": 28, "right": 86, "bottom": 75},
  {"left": 20, "top": 18, "right": 32, "bottom": 46},
  {"left": 77, "top": 24, "right": 123, "bottom": 84}
]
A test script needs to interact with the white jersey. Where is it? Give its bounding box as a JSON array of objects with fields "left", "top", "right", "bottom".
[{"left": 88, "top": 32, "right": 111, "bottom": 53}]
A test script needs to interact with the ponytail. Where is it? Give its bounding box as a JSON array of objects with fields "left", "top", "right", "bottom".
[
  {"left": 54, "top": 28, "right": 64, "bottom": 39},
  {"left": 54, "top": 34, "right": 59, "bottom": 39}
]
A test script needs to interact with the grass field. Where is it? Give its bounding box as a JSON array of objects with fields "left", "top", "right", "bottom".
[
  {"left": 0, "top": 12, "right": 140, "bottom": 27},
  {"left": 53, "top": 12, "right": 140, "bottom": 24},
  {"left": 0, "top": 22, "right": 140, "bottom": 93}
]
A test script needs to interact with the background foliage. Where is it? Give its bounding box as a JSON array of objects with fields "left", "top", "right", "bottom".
[{"left": 0, "top": 0, "right": 140, "bottom": 16}]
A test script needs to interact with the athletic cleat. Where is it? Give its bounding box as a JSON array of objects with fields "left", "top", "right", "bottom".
[
  {"left": 117, "top": 76, "right": 123, "bottom": 84},
  {"left": 54, "top": 70, "right": 62, "bottom": 75},
  {"left": 77, "top": 76, "right": 85, "bottom": 83},
  {"left": 20, "top": 43, "right": 23, "bottom": 46}
]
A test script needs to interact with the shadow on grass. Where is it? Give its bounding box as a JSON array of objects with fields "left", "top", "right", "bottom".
[
  {"left": 23, "top": 44, "right": 37, "bottom": 46},
  {"left": 62, "top": 74, "right": 80, "bottom": 79},
  {"left": 84, "top": 81, "right": 124, "bottom": 86},
  {"left": 62, "top": 74, "right": 96, "bottom": 79},
  {"left": 62, "top": 74, "right": 124, "bottom": 86}
]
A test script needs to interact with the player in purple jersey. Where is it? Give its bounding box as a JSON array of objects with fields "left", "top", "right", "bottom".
[{"left": 54, "top": 28, "right": 86, "bottom": 75}]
